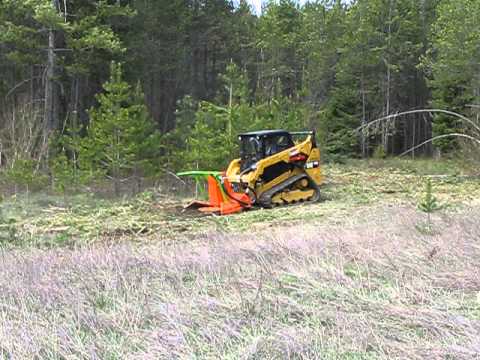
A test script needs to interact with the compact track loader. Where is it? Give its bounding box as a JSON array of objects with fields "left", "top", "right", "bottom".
[{"left": 178, "top": 130, "right": 323, "bottom": 215}]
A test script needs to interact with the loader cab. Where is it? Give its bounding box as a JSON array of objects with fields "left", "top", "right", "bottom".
[{"left": 238, "top": 130, "right": 294, "bottom": 171}]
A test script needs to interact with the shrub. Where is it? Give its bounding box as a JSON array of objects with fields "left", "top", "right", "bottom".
[{"left": 3, "top": 159, "right": 48, "bottom": 194}]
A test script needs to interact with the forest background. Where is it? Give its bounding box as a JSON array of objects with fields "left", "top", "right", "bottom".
[{"left": 1, "top": 0, "right": 479, "bottom": 193}]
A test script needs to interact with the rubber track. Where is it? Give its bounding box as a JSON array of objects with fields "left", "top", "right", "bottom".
[{"left": 258, "top": 173, "right": 320, "bottom": 208}]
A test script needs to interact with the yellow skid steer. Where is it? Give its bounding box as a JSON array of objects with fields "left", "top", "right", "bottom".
[{"left": 178, "top": 130, "right": 323, "bottom": 215}]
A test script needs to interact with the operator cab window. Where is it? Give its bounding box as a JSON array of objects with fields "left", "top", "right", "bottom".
[
  {"left": 265, "top": 135, "right": 294, "bottom": 156},
  {"left": 240, "top": 136, "right": 262, "bottom": 171}
]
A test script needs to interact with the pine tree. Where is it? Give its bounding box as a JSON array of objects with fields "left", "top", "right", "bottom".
[
  {"left": 0, "top": 0, "right": 133, "bottom": 163},
  {"left": 257, "top": 0, "right": 303, "bottom": 100},
  {"left": 82, "top": 62, "right": 161, "bottom": 195},
  {"left": 418, "top": 178, "right": 441, "bottom": 227},
  {"left": 425, "top": 0, "right": 480, "bottom": 153}
]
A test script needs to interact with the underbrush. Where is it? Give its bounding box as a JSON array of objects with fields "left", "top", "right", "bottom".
[{"left": 0, "top": 159, "right": 479, "bottom": 248}]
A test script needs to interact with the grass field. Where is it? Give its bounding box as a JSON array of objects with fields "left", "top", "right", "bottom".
[{"left": 0, "top": 159, "right": 479, "bottom": 359}]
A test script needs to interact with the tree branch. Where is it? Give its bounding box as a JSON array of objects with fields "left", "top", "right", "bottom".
[
  {"left": 399, "top": 133, "right": 480, "bottom": 157},
  {"left": 355, "top": 109, "right": 480, "bottom": 136},
  {"left": 5, "top": 77, "right": 42, "bottom": 99}
]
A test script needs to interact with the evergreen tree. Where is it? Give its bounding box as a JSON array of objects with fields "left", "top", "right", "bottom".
[
  {"left": 418, "top": 178, "right": 442, "bottom": 227},
  {"left": 257, "top": 0, "right": 303, "bottom": 100},
  {"left": 82, "top": 62, "right": 161, "bottom": 194},
  {"left": 425, "top": 0, "right": 480, "bottom": 152},
  {"left": 0, "top": 0, "right": 133, "bottom": 159}
]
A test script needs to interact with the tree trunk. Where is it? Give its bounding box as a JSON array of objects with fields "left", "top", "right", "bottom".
[
  {"left": 383, "top": 0, "right": 394, "bottom": 154},
  {"left": 44, "top": 0, "right": 60, "bottom": 140},
  {"left": 44, "top": 28, "right": 57, "bottom": 137},
  {"left": 361, "top": 73, "right": 367, "bottom": 158}
]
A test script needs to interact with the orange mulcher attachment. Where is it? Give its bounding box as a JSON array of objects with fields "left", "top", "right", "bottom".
[{"left": 177, "top": 171, "right": 252, "bottom": 215}]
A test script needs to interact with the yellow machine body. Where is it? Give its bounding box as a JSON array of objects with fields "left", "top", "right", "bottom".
[{"left": 225, "top": 131, "right": 323, "bottom": 207}]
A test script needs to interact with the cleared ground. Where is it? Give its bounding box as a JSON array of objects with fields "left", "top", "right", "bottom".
[{"left": 0, "top": 159, "right": 479, "bottom": 359}]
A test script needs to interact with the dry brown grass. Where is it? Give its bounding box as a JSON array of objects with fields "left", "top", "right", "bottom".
[{"left": 0, "top": 203, "right": 479, "bottom": 359}]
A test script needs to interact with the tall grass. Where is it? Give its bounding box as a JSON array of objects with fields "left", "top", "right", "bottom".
[{"left": 0, "top": 205, "right": 479, "bottom": 359}]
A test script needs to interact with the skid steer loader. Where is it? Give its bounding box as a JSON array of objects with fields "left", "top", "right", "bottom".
[{"left": 177, "top": 130, "right": 323, "bottom": 215}]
